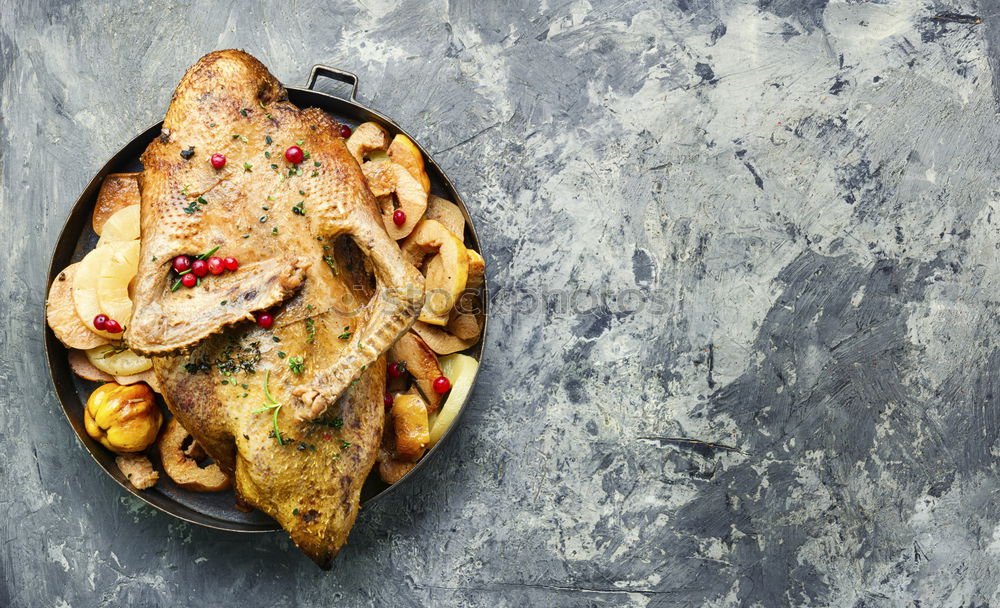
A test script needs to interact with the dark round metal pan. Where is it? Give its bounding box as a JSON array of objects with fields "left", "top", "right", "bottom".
[{"left": 43, "top": 65, "right": 488, "bottom": 532}]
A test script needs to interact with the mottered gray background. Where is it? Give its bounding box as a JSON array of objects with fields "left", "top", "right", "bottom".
[{"left": 4, "top": 0, "right": 1000, "bottom": 606}]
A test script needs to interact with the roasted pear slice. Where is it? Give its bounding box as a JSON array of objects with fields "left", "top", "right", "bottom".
[
  {"left": 387, "top": 134, "right": 430, "bottom": 193},
  {"left": 362, "top": 160, "right": 428, "bottom": 239},
  {"left": 390, "top": 331, "right": 444, "bottom": 413},
  {"left": 345, "top": 121, "right": 390, "bottom": 163},
  {"left": 400, "top": 220, "right": 468, "bottom": 325}
]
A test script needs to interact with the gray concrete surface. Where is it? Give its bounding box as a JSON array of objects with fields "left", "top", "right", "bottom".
[{"left": 4, "top": 0, "right": 1000, "bottom": 606}]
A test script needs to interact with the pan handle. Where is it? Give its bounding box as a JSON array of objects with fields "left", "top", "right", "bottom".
[{"left": 305, "top": 65, "right": 359, "bottom": 101}]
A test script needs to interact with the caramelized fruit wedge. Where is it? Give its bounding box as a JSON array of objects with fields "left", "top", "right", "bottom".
[
  {"left": 46, "top": 263, "right": 109, "bottom": 350},
  {"left": 96, "top": 204, "right": 140, "bottom": 246},
  {"left": 97, "top": 240, "right": 141, "bottom": 327},
  {"left": 363, "top": 160, "right": 428, "bottom": 239},
  {"left": 428, "top": 354, "right": 479, "bottom": 446},
  {"left": 86, "top": 344, "right": 153, "bottom": 376},
  {"left": 387, "top": 134, "right": 430, "bottom": 193},
  {"left": 345, "top": 121, "right": 390, "bottom": 163},
  {"left": 157, "top": 418, "right": 231, "bottom": 492},
  {"left": 391, "top": 392, "right": 431, "bottom": 462},
  {"left": 412, "top": 321, "right": 478, "bottom": 355},
  {"left": 73, "top": 245, "right": 118, "bottom": 338},
  {"left": 390, "top": 332, "right": 444, "bottom": 413},
  {"left": 400, "top": 220, "right": 469, "bottom": 324}
]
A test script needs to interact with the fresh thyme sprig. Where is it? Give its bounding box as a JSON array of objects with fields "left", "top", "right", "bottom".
[{"left": 251, "top": 369, "right": 284, "bottom": 445}]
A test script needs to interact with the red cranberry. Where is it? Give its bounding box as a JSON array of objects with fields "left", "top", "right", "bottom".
[
  {"left": 223, "top": 256, "right": 239, "bottom": 271},
  {"left": 384, "top": 393, "right": 393, "bottom": 408},
  {"left": 339, "top": 124, "right": 352, "bottom": 138},
  {"left": 392, "top": 209, "right": 406, "bottom": 226},
  {"left": 388, "top": 362, "right": 404, "bottom": 379},
  {"left": 93, "top": 314, "right": 108, "bottom": 331},
  {"left": 172, "top": 255, "right": 191, "bottom": 273},
  {"left": 207, "top": 256, "right": 225, "bottom": 275},
  {"left": 104, "top": 319, "right": 123, "bottom": 334},
  {"left": 433, "top": 376, "right": 451, "bottom": 394},
  {"left": 190, "top": 259, "right": 209, "bottom": 277},
  {"left": 210, "top": 153, "right": 226, "bottom": 169},
  {"left": 257, "top": 313, "right": 274, "bottom": 329},
  {"left": 285, "top": 146, "right": 304, "bottom": 164},
  {"left": 181, "top": 273, "right": 197, "bottom": 287}
]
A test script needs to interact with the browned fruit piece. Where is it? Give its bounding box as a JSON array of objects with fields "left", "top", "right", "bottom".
[
  {"left": 411, "top": 321, "right": 478, "bottom": 355},
  {"left": 92, "top": 173, "right": 140, "bottom": 235},
  {"left": 116, "top": 453, "right": 159, "bottom": 490},
  {"left": 46, "top": 264, "right": 110, "bottom": 350},
  {"left": 157, "top": 418, "right": 231, "bottom": 492},
  {"left": 362, "top": 160, "right": 428, "bottom": 239},
  {"left": 345, "top": 122, "right": 390, "bottom": 163},
  {"left": 114, "top": 370, "right": 163, "bottom": 394},
  {"left": 387, "top": 134, "right": 430, "bottom": 193},
  {"left": 390, "top": 332, "right": 444, "bottom": 413},
  {"left": 378, "top": 457, "right": 416, "bottom": 484},
  {"left": 425, "top": 195, "right": 464, "bottom": 238},
  {"left": 391, "top": 392, "right": 430, "bottom": 461}
]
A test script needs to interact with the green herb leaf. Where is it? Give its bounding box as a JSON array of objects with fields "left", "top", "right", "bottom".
[{"left": 288, "top": 356, "right": 305, "bottom": 374}]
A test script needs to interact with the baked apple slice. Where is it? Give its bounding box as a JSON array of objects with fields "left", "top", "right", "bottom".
[
  {"left": 390, "top": 331, "right": 444, "bottom": 413},
  {"left": 390, "top": 391, "right": 431, "bottom": 461},
  {"left": 86, "top": 343, "right": 153, "bottom": 376},
  {"left": 73, "top": 245, "right": 117, "bottom": 338}
]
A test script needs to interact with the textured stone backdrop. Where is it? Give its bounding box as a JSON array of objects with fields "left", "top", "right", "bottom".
[{"left": 4, "top": 0, "right": 1000, "bottom": 606}]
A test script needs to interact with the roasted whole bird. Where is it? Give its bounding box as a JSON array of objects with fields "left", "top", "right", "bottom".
[{"left": 126, "top": 50, "right": 424, "bottom": 567}]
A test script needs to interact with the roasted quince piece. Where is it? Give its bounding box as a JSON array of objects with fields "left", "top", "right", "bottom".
[
  {"left": 84, "top": 382, "right": 162, "bottom": 453},
  {"left": 345, "top": 121, "right": 390, "bottom": 163},
  {"left": 387, "top": 134, "right": 430, "bottom": 193},
  {"left": 400, "top": 220, "right": 469, "bottom": 325},
  {"left": 390, "top": 331, "right": 444, "bottom": 413},
  {"left": 363, "top": 160, "right": 428, "bottom": 239},
  {"left": 391, "top": 391, "right": 431, "bottom": 462},
  {"left": 157, "top": 418, "right": 231, "bottom": 492}
]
